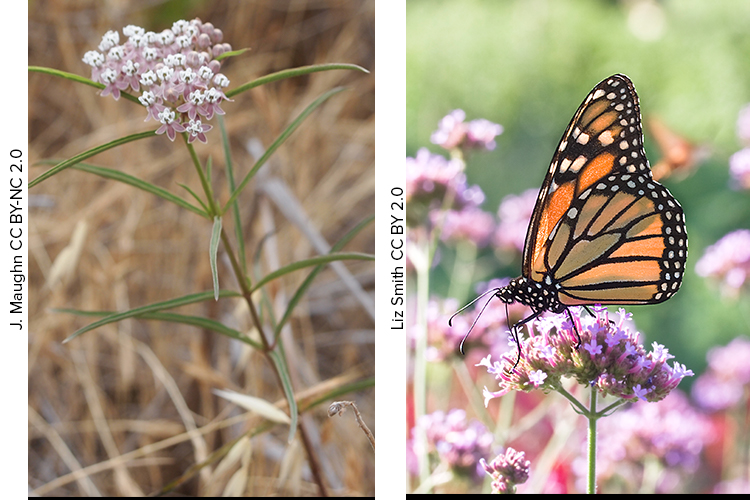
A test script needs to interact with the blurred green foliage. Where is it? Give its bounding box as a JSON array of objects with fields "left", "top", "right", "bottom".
[{"left": 407, "top": 0, "right": 750, "bottom": 382}]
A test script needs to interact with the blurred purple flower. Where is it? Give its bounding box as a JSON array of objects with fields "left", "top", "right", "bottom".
[
  {"left": 465, "top": 118, "right": 504, "bottom": 151},
  {"left": 493, "top": 188, "right": 539, "bottom": 255},
  {"left": 406, "top": 149, "right": 464, "bottom": 199},
  {"left": 480, "top": 447, "right": 531, "bottom": 494},
  {"left": 416, "top": 409, "right": 495, "bottom": 478},
  {"left": 729, "top": 148, "right": 750, "bottom": 190},
  {"left": 572, "top": 391, "right": 713, "bottom": 494},
  {"left": 714, "top": 478, "right": 750, "bottom": 494},
  {"left": 430, "top": 109, "right": 503, "bottom": 152},
  {"left": 477, "top": 306, "right": 693, "bottom": 406},
  {"left": 430, "top": 109, "right": 468, "bottom": 150},
  {"left": 692, "top": 337, "right": 750, "bottom": 411},
  {"left": 737, "top": 103, "right": 750, "bottom": 144},
  {"left": 431, "top": 206, "right": 496, "bottom": 247},
  {"left": 695, "top": 229, "right": 750, "bottom": 297}
]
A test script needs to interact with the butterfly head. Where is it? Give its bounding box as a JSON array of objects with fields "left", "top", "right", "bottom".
[{"left": 496, "top": 276, "right": 567, "bottom": 315}]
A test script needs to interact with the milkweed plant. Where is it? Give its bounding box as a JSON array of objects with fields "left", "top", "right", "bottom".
[
  {"left": 405, "top": 107, "right": 750, "bottom": 493},
  {"left": 30, "top": 18, "right": 372, "bottom": 495}
]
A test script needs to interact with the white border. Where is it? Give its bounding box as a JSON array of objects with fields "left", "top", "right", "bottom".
[
  {"left": 5, "top": 1, "right": 28, "bottom": 496},
  {"left": 375, "top": 0, "right": 406, "bottom": 496}
]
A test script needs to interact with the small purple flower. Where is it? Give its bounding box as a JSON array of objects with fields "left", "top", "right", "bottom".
[
  {"left": 155, "top": 108, "right": 186, "bottom": 141},
  {"left": 477, "top": 306, "right": 693, "bottom": 406},
  {"left": 466, "top": 118, "right": 503, "bottom": 151},
  {"left": 729, "top": 147, "right": 750, "bottom": 190},
  {"left": 406, "top": 148, "right": 465, "bottom": 203},
  {"left": 692, "top": 337, "right": 750, "bottom": 411},
  {"left": 493, "top": 188, "right": 539, "bottom": 255},
  {"left": 431, "top": 109, "right": 467, "bottom": 150},
  {"left": 184, "top": 118, "right": 212, "bottom": 144},
  {"left": 416, "top": 408, "right": 495, "bottom": 478},
  {"left": 431, "top": 206, "right": 496, "bottom": 247},
  {"left": 695, "top": 229, "right": 750, "bottom": 297},
  {"left": 406, "top": 148, "right": 487, "bottom": 227},
  {"left": 737, "top": 104, "right": 750, "bottom": 144},
  {"left": 480, "top": 447, "right": 531, "bottom": 494},
  {"left": 430, "top": 109, "right": 503, "bottom": 152}
]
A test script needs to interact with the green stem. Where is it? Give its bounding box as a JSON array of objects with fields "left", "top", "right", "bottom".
[{"left": 587, "top": 385, "right": 598, "bottom": 494}]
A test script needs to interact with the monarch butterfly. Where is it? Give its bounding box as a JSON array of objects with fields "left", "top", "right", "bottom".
[{"left": 454, "top": 74, "right": 688, "bottom": 368}]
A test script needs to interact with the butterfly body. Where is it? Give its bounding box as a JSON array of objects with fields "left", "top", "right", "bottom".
[{"left": 497, "top": 74, "right": 687, "bottom": 334}]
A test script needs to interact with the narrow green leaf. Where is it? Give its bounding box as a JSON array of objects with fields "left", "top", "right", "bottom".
[
  {"left": 226, "top": 63, "right": 368, "bottom": 99},
  {"left": 54, "top": 308, "right": 262, "bottom": 349},
  {"left": 275, "top": 215, "right": 374, "bottom": 336},
  {"left": 177, "top": 183, "right": 211, "bottom": 214},
  {"left": 53, "top": 162, "right": 209, "bottom": 218},
  {"left": 251, "top": 252, "right": 373, "bottom": 293},
  {"left": 30, "top": 130, "right": 157, "bottom": 188},
  {"left": 269, "top": 349, "right": 298, "bottom": 443},
  {"left": 210, "top": 216, "right": 223, "bottom": 301},
  {"left": 62, "top": 289, "right": 242, "bottom": 343},
  {"left": 29, "top": 66, "right": 142, "bottom": 105},
  {"left": 215, "top": 47, "right": 251, "bottom": 62},
  {"left": 223, "top": 87, "right": 348, "bottom": 212}
]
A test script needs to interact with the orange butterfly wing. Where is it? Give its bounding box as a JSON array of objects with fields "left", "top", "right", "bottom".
[{"left": 521, "top": 74, "right": 687, "bottom": 306}]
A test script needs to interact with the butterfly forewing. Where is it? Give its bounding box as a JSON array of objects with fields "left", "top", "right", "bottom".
[{"left": 521, "top": 74, "right": 687, "bottom": 306}]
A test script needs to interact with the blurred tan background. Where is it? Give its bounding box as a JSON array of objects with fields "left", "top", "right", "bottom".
[{"left": 29, "top": 0, "right": 374, "bottom": 496}]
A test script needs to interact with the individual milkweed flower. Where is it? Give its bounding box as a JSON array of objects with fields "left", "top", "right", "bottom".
[
  {"left": 480, "top": 447, "right": 531, "bottom": 494},
  {"left": 155, "top": 108, "right": 186, "bottom": 141},
  {"left": 695, "top": 229, "right": 750, "bottom": 297},
  {"left": 477, "top": 306, "right": 693, "bottom": 406},
  {"left": 184, "top": 118, "right": 212, "bottom": 144}
]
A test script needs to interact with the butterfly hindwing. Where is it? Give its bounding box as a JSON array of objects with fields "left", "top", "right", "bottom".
[{"left": 522, "top": 74, "right": 687, "bottom": 306}]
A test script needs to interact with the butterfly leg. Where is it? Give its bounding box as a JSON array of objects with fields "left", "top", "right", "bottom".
[
  {"left": 565, "top": 308, "right": 583, "bottom": 350},
  {"left": 505, "top": 308, "right": 543, "bottom": 373}
]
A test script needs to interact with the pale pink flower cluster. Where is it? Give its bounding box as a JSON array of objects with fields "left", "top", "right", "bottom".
[{"left": 82, "top": 19, "right": 232, "bottom": 143}]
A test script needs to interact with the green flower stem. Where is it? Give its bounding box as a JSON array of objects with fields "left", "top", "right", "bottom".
[
  {"left": 217, "top": 225, "right": 328, "bottom": 496},
  {"left": 587, "top": 385, "right": 598, "bottom": 494}
]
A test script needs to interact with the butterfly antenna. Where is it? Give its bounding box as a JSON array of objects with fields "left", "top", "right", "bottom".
[
  {"left": 454, "top": 288, "right": 501, "bottom": 355},
  {"left": 448, "top": 287, "right": 500, "bottom": 326}
]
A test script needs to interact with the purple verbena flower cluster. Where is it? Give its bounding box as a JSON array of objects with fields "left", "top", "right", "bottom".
[
  {"left": 405, "top": 147, "right": 496, "bottom": 246},
  {"left": 477, "top": 306, "right": 693, "bottom": 406},
  {"left": 691, "top": 336, "right": 750, "bottom": 411},
  {"left": 430, "top": 109, "right": 504, "bottom": 151},
  {"left": 480, "top": 447, "right": 531, "bottom": 494},
  {"left": 82, "top": 19, "right": 232, "bottom": 143},
  {"left": 695, "top": 229, "right": 750, "bottom": 297},
  {"left": 730, "top": 104, "right": 750, "bottom": 189},
  {"left": 414, "top": 408, "right": 495, "bottom": 478}
]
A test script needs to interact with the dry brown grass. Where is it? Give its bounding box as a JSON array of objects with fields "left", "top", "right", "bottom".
[{"left": 29, "top": 0, "right": 374, "bottom": 496}]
